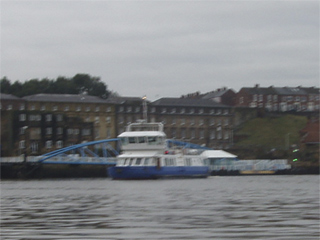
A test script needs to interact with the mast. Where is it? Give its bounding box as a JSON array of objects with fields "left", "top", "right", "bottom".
[{"left": 142, "top": 96, "right": 147, "bottom": 121}]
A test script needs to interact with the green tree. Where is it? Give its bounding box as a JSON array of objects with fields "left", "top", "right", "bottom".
[
  {"left": 0, "top": 73, "right": 112, "bottom": 98},
  {"left": 0, "top": 77, "right": 11, "bottom": 93}
]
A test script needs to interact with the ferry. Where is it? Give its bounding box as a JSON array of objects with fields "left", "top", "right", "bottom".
[{"left": 108, "top": 121, "right": 210, "bottom": 180}]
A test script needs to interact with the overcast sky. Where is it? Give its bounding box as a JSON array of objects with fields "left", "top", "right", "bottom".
[{"left": 1, "top": 1, "right": 319, "bottom": 100}]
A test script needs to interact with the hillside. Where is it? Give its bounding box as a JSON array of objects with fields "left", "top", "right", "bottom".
[{"left": 233, "top": 115, "right": 308, "bottom": 158}]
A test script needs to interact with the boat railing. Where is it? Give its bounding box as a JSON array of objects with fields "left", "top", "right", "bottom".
[{"left": 126, "top": 121, "right": 164, "bottom": 132}]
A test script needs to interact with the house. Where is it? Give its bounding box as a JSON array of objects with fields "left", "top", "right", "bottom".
[{"left": 235, "top": 85, "right": 319, "bottom": 112}]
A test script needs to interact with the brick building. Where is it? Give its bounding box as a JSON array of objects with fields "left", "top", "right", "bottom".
[{"left": 235, "top": 85, "right": 319, "bottom": 112}]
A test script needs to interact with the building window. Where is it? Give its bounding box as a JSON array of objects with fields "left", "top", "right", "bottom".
[
  {"left": 180, "top": 118, "right": 185, "bottom": 125},
  {"left": 31, "top": 105, "right": 35, "bottom": 110},
  {"left": 31, "top": 142, "right": 38, "bottom": 153},
  {"left": 273, "top": 95, "right": 278, "bottom": 102},
  {"left": 106, "top": 106, "right": 111, "bottom": 112},
  {"left": 57, "top": 127, "right": 63, "bottom": 135},
  {"left": 151, "top": 107, "right": 156, "bottom": 113},
  {"left": 210, "top": 109, "right": 215, "bottom": 115},
  {"left": 199, "top": 119, "right": 204, "bottom": 126},
  {"left": 190, "top": 118, "right": 195, "bottom": 126},
  {"left": 82, "top": 129, "right": 91, "bottom": 136},
  {"left": 46, "top": 128, "right": 52, "bottom": 135},
  {"left": 76, "top": 106, "right": 81, "bottom": 112},
  {"left": 199, "top": 130, "right": 204, "bottom": 139},
  {"left": 189, "top": 108, "right": 194, "bottom": 114},
  {"left": 46, "top": 141, "right": 52, "bottom": 149},
  {"left": 7, "top": 104, "right": 13, "bottom": 110},
  {"left": 127, "top": 106, "right": 132, "bottom": 113},
  {"left": 67, "top": 129, "right": 73, "bottom": 135},
  {"left": 224, "top": 109, "right": 229, "bottom": 115},
  {"left": 106, "top": 117, "right": 111, "bottom": 123},
  {"left": 106, "top": 128, "right": 111, "bottom": 138},
  {"left": 46, "top": 114, "right": 52, "bottom": 122},
  {"left": 119, "top": 116, "right": 124, "bottom": 124},
  {"left": 85, "top": 106, "right": 90, "bottom": 112},
  {"left": 56, "top": 141, "right": 63, "bottom": 148},
  {"left": 210, "top": 118, "right": 215, "bottom": 126},
  {"left": 19, "top": 140, "right": 25, "bottom": 149},
  {"left": 180, "top": 108, "right": 185, "bottom": 114},
  {"left": 239, "top": 97, "right": 244, "bottom": 104},
  {"left": 95, "top": 106, "right": 100, "bottom": 112},
  {"left": 20, "top": 127, "right": 27, "bottom": 135},
  {"left": 224, "top": 119, "right": 229, "bottom": 126},
  {"left": 41, "top": 105, "right": 46, "bottom": 111},
  {"left": 224, "top": 131, "right": 229, "bottom": 139},
  {"left": 171, "top": 118, "right": 176, "bottom": 125},
  {"left": 64, "top": 105, "right": 69, "bottom": 111},
  {"left": 19, "top": 114, "right": 26, "bottom": 121},
  {"left": 56, "top": 114, "right": 63, "bottom": 122},
  {"left": 210, "top": 131, "right": 215, "bottom": 139},
  {"left": 171, "top": 108, "right": 176, "bottom": 114},
  {"left": 191, "top": 129, "right": 195, "bottom": 139},
  {"left": 95, "top": 129, "right": 100, "bottom": 139},
  {"left": 253, "top": 94, "right": 258, "bottom": 101},
  {"left": 181, "top": 129, "right": 186, "bottom": 139},
  {"left": 119, "top": 107, "right": 124, "bottom": 112},
  {"left": 127, "top": 116, "right": 132, "bottom": 124},
  {"left": 95, "top": 117, "right": 100, "bottom": 123},
  {"left": 161, "top": 108, "right": 167, "bottom": 113},
  {"left": 199, "top": 108, "right": 204, "bottom": 114},
  {"left": 52, "top": 105, "right": 58, "bottom": 111},
  {"left": 20, "top": 104, "right": 25, "bottom": 110}
]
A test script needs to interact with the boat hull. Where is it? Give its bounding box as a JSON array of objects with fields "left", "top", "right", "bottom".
[{"left": 108, "top": 166, "right": 210, "bottom": 180}]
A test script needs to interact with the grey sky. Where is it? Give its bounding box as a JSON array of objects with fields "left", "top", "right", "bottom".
[{"left": 1, "top": 1, "right": 319, "bottom": 100}]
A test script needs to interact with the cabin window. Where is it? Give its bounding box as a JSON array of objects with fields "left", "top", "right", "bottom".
[
  {"left": 147, "top": 136, "right": 157, "bottom": 144},
  {"left": 123, "top": 158, "right": 130, "bottom": 165},
  {"left": 185, "top": 158, "right": 192, "bottom": 166},
  {"left": 138, "top": 137, "right": 145, "bottom": 143},
  {"left": 128, "top": 137, "right": 136, "bottom": 144},
  {"left": 129, "top": 158, "right": 134, "bottom": 166},
  {"left": 135, "top": 158, "right": 142, "bottom": 165},
  {"left": 121, "top": 137, "right": 128, "bottom": 145},
  {"left": 144, "top": 158, "right": 150, "bottom": 165},
  {"left": 118, "top": 159, "right": 125, "bottom": 165},
  {"left": 165, "top": 158, "right": 175, "bottom": 166}
]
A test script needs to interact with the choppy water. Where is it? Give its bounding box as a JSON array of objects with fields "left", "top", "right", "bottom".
[{"left": 1, "top": 176, "right": 319, "bottom": 240}]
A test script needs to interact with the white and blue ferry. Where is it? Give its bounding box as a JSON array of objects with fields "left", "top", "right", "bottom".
[{"left": 108, "top": 121, "right": 210, "bottom": 180}]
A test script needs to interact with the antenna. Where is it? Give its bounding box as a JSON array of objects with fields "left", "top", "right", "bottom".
[{"left": 142, "top": 96, "right": 147, "bottom": 121}]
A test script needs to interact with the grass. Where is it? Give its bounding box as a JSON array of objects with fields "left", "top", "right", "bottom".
[{"left": 234, "top": 114, "right": 308, "bottom": 150}]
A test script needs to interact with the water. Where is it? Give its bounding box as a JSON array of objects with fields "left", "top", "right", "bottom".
[{"left": 1, "top": 176, "right": 319, "bottom": 240}]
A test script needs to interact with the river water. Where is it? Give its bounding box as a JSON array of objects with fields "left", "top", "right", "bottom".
[{"left": 1, "top": 176, "right": 319, "bottom": 240}]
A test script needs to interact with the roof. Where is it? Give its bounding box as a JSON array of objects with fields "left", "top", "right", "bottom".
[
  {"left": 107, "top": 96, "right": 148, "bottom": 104},
  {"left": 118, "top": 131, "right": 166, "bottom": 138},
  {"left": 202, "top": 89, "right": 235, "bottom": 99},
  {"left": 0, "top": 93, "right": 22, "bottom": 100},
  {"left": 240, "top": 86, "right": 320, "bottom": 96},
  {"left": 118, "top": 151, "right": 159, "bottom": 158},
  {"left": 151, "top": 98, "right": 229, "bottom": 108},
  {"left": 201, "top": 150, "right": 237, "bottom": 158},
  {"left": 274, "top": 87, "right": 307, "bottom": 95},
  {"left": 23, "top": 93, "right": 107, "bottom": 103}
]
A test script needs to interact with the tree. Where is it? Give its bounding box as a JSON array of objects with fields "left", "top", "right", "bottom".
[
  {"left": 0, "top": 74, "right": 112, "bottom": 98},
  {"left": 0, "top": 77, "right": 11, "bottom": 93}
]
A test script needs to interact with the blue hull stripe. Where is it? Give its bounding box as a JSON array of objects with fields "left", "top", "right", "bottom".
[{"left": 108, "top": 166, "right": 210, "bottom": 179}]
